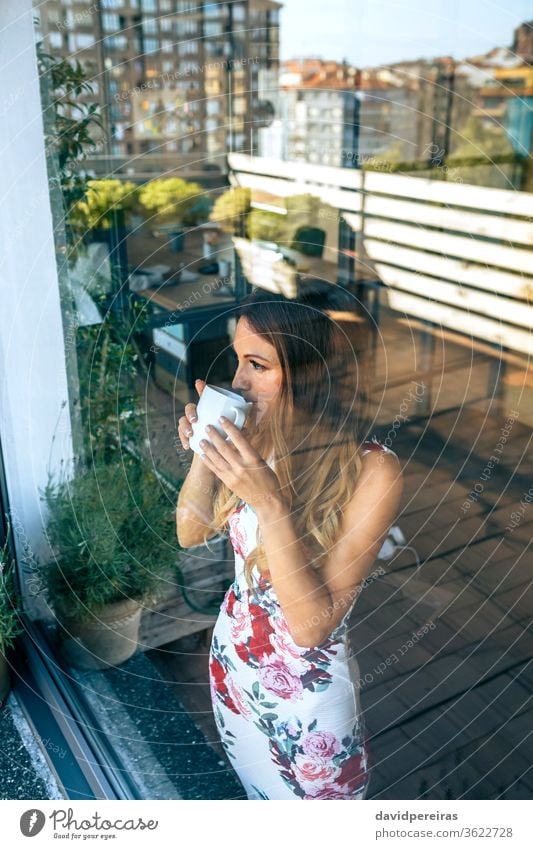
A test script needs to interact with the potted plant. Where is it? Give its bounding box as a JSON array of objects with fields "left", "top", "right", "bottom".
[
  {"left": 69, "top": 178, "right": 138, "bottom": 242},
  {"left": 137, "top": 178, "right": 209, "bottom": 251},
  {"left": 0, "top": 540, "right": 23, "bottom": 705},
  {"left": 42, "top": 458, "right": 178, "bottom": 670},
  {"left": 209, "top": 186, "right": 251, "bottom": 236}
]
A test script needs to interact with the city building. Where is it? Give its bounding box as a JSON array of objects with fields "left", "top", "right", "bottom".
[{"left": 34, "top": 0, "right": 281, "bottom": 179}]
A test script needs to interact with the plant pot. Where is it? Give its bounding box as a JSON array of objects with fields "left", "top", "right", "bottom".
[
  {"left": 58, "top": 597, "right": 142, "bottom": 671},
  {"left": 0, "top": 652, "right": 10, "bottom": 706},
  {"left": 170, "top": 230, "right": 186, "bottom": 252}
]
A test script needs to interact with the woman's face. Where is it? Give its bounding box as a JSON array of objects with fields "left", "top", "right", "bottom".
[{"left": 231, "top": 317, "right": 283, "bottom": 425}]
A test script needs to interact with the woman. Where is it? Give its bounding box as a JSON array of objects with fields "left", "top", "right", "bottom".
[{"left": 176, "top": 290, "right": 403, "bottom": 800}]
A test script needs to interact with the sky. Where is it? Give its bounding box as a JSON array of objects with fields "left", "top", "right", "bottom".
[{"left": 279, "top": 0, "right": 533, "bottom": 66}]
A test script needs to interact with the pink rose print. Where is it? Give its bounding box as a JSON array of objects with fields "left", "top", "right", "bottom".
[
  {"left": 258, "top": 656, "right": 304, "bottom": 701},
  {"left": 292, "top": 753, "right": 340, "bottom": 793},
  {"left": 229, "top": 598, "right": 252, "bottom": 644},
  {"left": 270, "top": 613, "right": 307, "bottom": 661},
  {"left": 302, "top": 731, "right": 342, "bottom": 759},
  {"left": 225, "top": 675, "right": 252, "bottom": 719},
  {"left": 229, "top": 506, "right": 248, "bottom": 560}
]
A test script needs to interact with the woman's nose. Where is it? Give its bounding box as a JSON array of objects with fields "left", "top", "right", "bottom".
[{"left": 231, "top": 365, "right": 250, "bottom": 394}]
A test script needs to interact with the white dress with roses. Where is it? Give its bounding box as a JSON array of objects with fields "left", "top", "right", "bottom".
[{"left": 208, "top": 437, "right": 393, "bottom": 800}]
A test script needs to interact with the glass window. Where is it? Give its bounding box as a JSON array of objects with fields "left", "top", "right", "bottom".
[
  {"left": 17, "top": 0, "right": 533, "bottom": 811},
  {"left": 48, "top": 31, "right": 63, "bottom": 49},
  {"left": 102, "top": 13, "right": 120, "bottom": 32},
  {"left": 203, "top": 2, "right": 220, "bottom": 17},
  {"left": 142, "top": 17, "right": 157, "bottom": 33},
  {"left": 180, "top": 39, "right": 199, "bottom": 54},
  {"left": 144, "top": 37, "right": 158, "bottom": 53},
  {"left": 204, "top": 20, "right": 223, "bottom": 36}
]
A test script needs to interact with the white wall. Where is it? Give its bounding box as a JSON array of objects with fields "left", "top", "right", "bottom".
[{"left": 0, "top": 0, "right": 73, "bottom": 619}]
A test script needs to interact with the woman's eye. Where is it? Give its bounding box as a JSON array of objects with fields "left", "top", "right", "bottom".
[{"left": 250, "top": 360, "right": 265, "bottom": 371}]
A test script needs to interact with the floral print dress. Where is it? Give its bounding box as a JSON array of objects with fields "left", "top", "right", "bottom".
[{"left": 208, "top": 437, "right": 393, "bottom": 800}]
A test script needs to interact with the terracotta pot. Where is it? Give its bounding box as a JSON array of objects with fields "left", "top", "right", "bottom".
[
  {"left": 0, "top": 652, "right": 10, "bottom": 706},
  {"left": 58, "top": 598, "right": 142, "bottom": 671}
]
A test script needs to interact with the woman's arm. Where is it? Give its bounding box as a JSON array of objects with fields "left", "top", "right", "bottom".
[
  {"left": 255, "top": 450, "right": 404, "bottom": 648},
  {"left": 176, "top": 452, "right": 219, "bottom": 548}
]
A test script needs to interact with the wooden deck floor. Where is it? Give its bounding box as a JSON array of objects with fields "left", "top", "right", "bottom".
[{"left": 148, "top": 306, "right": 533, "bottom": 799}]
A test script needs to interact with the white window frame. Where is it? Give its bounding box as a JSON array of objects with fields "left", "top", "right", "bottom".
[{"left": 0, "top": 0, "right": 73, "bottom": 619}]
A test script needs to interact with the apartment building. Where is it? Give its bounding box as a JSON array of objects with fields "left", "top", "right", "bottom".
[{"left": 34, "top": 0, "right": 281, "bottom": 177}]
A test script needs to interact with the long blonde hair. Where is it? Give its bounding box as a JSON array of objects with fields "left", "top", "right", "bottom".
[{"left": 201, "top": 290, "right": 372, "bottom": 590}]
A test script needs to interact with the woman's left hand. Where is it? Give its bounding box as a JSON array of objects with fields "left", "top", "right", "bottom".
[{"left": 198, "top": 416, "right": 283, "bottom": 510}]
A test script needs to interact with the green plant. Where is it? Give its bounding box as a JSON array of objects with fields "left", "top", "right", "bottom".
[
  {"left": 73, "top": 275, "right": 148, "bottom": 466},
  {"left": 42, "top": 458, "right": 178, "bottom": 621},
  {"left": 0, "top": 540, "right": 23, "bottom": 655},
  {"left": 36, "top": 41, "right": 103, "bottom": 254},
  {"left": 180, "top": 195, "right": 213, "bottom": 227},
  {"left": 246, "top": 208, "right": 288, "bottom": 243},
  {"left": 137, "top": 178, "right": 206, "bottom": 227},
  {"left": 69, "top": 178, "right": 138, "bottom": 234},
  {"left": 209, "top": 186, "right": 251, "bottom": 234}
]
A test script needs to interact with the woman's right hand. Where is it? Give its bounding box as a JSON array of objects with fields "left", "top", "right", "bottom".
[{"left": 177, "top": 378, "right": 206, "bottom": 450}]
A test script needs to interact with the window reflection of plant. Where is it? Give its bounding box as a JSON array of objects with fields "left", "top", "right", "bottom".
[
  {"left": 36, "top": 39, "right": 104, "bottom": 259},
  {"left": 74, "top": 273, "right": 148, "bottom": 468},
  {"left": 0, "top": 536, "right": 23, "bottom": 658},
  {"left": 36, "top": 40, "right": 154, "bottom": 469}
]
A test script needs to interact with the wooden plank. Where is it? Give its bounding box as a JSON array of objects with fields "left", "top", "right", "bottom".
[
  {"left": 393, "top": 316, "right": 532, "bottom": 369},
  {"left": 139, "top": 605, "right": 218, "bottom": 649},
  {"left": 365, "top": 195, "right": 533, "bottom": 246},
  {"left": 236, "top": 170, "right": 363, "bottom": 213},
  {"left": 386, "top": 290, "right": 533, "bottom": 356},
  {"left": 365, "top": 219, "right": 533, "bottom": 275},
  {"left": 374, "top": 263, "right": 533, "bottom": 329},
  {"left": 365, "top": 239, "right": 532, "bottom": 299},
  {"left": 229, "top": 152, "right": 364, "bottom": 191},
  {"left": 364, "top": 170, "right": 533, "bottom": 218}
]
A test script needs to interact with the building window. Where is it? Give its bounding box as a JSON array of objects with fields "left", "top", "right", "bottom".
[
  {"left": 180, "top": 40, "right": 199, "bottom": 54},
  {"left": 48, "top": 31, "right": 63, "bottom": 49},
  {"left": 204, "top": 21, "right": 223, "bottom": 36},
  {"left": 71, "top": 33, "right": 96, "bottom": 49},
  {"left": 144, "top": 38, "right": 159, "bottom": 54},
  {"left": 142, "top": 17, "right": 157, "bottom": 33},
  {"left": 181, "top": 19, "right": 198, "bottom": 35},
  {"left": 102, "top": 13, "right": 120, "bottom": 32}
]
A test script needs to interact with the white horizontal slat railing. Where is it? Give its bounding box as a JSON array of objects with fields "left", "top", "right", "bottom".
[
  {"left": 362, "top": 170, "right": 533, "bottom": 358},
  {"left": 228, "top": 155, "right": 533, "bottom": 363}
]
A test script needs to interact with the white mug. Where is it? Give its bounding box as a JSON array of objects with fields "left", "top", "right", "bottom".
[{"left": 188, "top": 384, "right": 254, "bottom": 455}]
